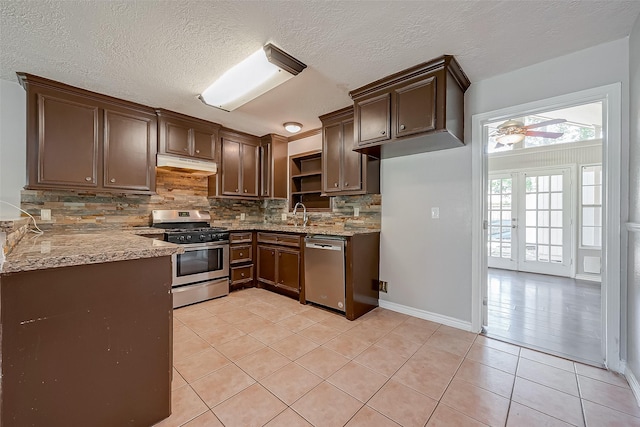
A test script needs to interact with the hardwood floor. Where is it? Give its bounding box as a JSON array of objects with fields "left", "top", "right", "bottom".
[{"left": 484, "top": 268, "right": 603, "bottom": 366}]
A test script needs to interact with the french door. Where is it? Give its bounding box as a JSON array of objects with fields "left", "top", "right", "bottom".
[{"left": 488, "top": 167, "right": 573, "bottom": 277}]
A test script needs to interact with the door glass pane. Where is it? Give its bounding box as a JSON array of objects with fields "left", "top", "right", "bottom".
[
  {"left": 526, "top": 177, "right": 536, "bottom": 193},
  {"left": 550, "top": 211, "right": 563, "bottom": 227},
  {"left": 538, "top": 211, "right": 549, "bottom": 227},
  {"left": 526, "top": 211, "right": 536, "bottom": 226},
  {"left": 502, "top": 211, "right": 511, "bottom": 225},
  {"left": 502, "top": 194, "right": 512, "bottom": 209},
  {"left": 550, "top": 228, "right": 563, "bottom": 245},
  {"left": 550, "top": 175, "right": 563, "bottom": 191},
  {"left": 538, "top": 245, "right": 550, "bottom": 262},
  {"left": 550, "top": 246, "right": 562, "bottom": 263},
  {"left": 491, "top": 195, "right": 501, "bottom": 208},
  {"left": 539, "top": 176, "right": 549, "bottom": 192},
  {"left": 583, "top": 186, "right": 595, "bottom": 204},
  {"left": 583, "top": 226, "right": 595, "bottom": 246},
  {"left": 490, "top": 179, "right": 501, "bottom": 193},
  {"left": 526, "top": 194, "right": 537, "bottom": 209},
  {"left": 551, "top": 209, "right": 562, "bottom": 223},
  {"left": 490, "top": 242, "right": 501, "bottom": 257},
  {"left": 502, "top": 227, "right": 511, "bottom": 242},
  {"left": 526, "top": 245, "right": 536, "bottom": 261},
  {"left": 490, "top": 227, "right": 501, "bottom": 241},
  {"left": 502, "top": 243, "right": 511, "bottom": 258},
  {"left": 502, "top": 179, "right": 512, "bottom": 194},
  {"left": 551, "top": 193, "right": 562, "bottom": 209},
  {"left": 538, "top": 193, "right": 549, "bottom": 209},
  {"left": 526, "top": 227, "right": 536, "bottom": 243},
  {"left": 538, "top": 228, "right": 549, "bottom": 245}
]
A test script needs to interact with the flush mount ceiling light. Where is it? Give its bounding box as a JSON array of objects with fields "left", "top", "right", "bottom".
[
  {"left": 283, "top": 122, "right": 302, "bottom": 133},
  {"left": 199, "top": 43, "right": 306, "bottom": 112}
]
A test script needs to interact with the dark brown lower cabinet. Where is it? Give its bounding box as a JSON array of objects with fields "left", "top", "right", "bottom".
[
  {"left": 0, "top": 257, "right": 173, "bottom": 427},
  {"left": 256, "top": 233, "right": 301, "bottom": 300},
  {"left": 229, "top": 232, "right": 255, "bottom": 291}
]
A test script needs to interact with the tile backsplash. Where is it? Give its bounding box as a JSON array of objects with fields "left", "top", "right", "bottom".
[{"left": 20, "top": 169, "right": 381, "bottom": 230}]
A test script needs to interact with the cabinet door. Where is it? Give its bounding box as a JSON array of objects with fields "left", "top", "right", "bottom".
[
  {"left": 355, "top": 92, "right": 390, "bottom": 146},
  {"left": 164, "top": 121, "right": 191, "bottom": 156},
  {"left": 394, "top": 77, "right": 436, "bottom": 138},
  {"left": 341, "top": 119, "right": 362, "bottom": 191},
  {"left": 241, "top": 143, "right": 259, "bottom": 197},
  {"left": 35, "top": 91, "right": 99, "bottom": 187},
  {"left": 103, "top": 108, "right": 156, "bottom": 191},
  {"left": 257, "top": 245, "right": 276, "bottom": 285},
  {"left": 260, "top": 141, "right": 272, "bottom": 197},
  {"left": 277, "top": 248, "right": 300, "bottom": 292},
  {"left": 323, "top": 122, "right": 342, "bottom": 193},
  {"left": 221, "top": 139, "right": 241, "bottom": 195},
  {"left": 192, "top": 128, "right": 216, "bottom": 160}
]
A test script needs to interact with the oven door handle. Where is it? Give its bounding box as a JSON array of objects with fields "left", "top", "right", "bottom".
[{"left": 180, "top": 241, "right": 229, "bottom": 251}]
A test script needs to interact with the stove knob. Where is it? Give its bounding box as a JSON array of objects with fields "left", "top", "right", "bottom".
[
  {"left": 199, "top": 234, "right": 206, "bottom": 241},
  {"left": 179, "top": 235, "right": 185, "bottom": 242},
  {"left": 186, "top": 235, "right": 192, "bottom": 241},
  {"left": 209, "top": 234, "right": 215, "bottom": 240}
]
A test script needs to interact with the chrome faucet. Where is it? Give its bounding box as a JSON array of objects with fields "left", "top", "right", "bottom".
[{"left": 293, "top": 202, "right": 308, "bottom": 227}]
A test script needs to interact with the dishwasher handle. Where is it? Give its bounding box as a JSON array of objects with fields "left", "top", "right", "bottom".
[{"left": 305, "top": 242, "right": 342, "bottom": 251}]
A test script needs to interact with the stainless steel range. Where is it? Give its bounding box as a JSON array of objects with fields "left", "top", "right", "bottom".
[{"left": 152, "top": 209, "right": 229, "bottom": 308}]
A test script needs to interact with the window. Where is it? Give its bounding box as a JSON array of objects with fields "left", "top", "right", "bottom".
[{"left": 581, "top": 164, "right": 602, "bottom": 248}]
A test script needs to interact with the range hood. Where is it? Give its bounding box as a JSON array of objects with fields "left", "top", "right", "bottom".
[{"left": 156, "top": 154, "right": 217, "bottom": 176}]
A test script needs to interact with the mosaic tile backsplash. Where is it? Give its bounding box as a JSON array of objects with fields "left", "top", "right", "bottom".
[{"left": 19, "top": 169, "right": 381, "bottom": 230}]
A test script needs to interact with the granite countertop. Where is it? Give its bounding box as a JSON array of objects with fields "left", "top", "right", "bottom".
[
  {"left": 1, "top": 229, "right": 183, "bottom": 274},
  {"left": 226, "top": 223, "right": 380, "bottom": 237}
]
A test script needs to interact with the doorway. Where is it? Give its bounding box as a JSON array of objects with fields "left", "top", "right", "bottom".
[{"left": 471, "top": 84, "right": 623, "bottom": 370}]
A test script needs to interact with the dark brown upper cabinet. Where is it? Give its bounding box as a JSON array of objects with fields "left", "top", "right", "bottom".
[
  {"left": 259, "top": 134, "right": 288, "bottom": 199},
  {"left": 156, "top": 109, "right": 220, "bottom": 161},
  {"left": 350, "top": 55, "right": 470, "bottom": 159},
  {"left": 320, "top": 106, "right": 380, "bottom": 196},
  {"left": 18, "top": 73, "right": 157, "bottom": 194},
  {"left": 217, "top": 129, "right": 260, "bottom": 197}
]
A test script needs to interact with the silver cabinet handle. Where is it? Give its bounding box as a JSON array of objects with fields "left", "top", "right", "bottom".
[
  {"left": 241, "top": 272, "right": 245, "bottom": 277},
  {"left": 244, "top": 189, "right": 247, "bottom": 193},
  {"left": 334, "top": 183, "right": 338, "bottom": 187},
  {"left": 85, "top": 177, "right": 92, "bottom": 181},
  {"left": 183, "top": 148, "right": 188, "bottom": 151},
  {"left": 110, "top": 178, "right": 116, "bottom": 183},
  {"left": 381, "top": 130, "right": 386, "bottom": 135},
  {"left": 239, "top": 252, "right": 243, "bottom": 257},
  {"left": 345, "top": 182, "right": 349, "bottom": 187},
  {"left": 400, "top": 124, "right": 406, "bottom": 130},
  {"left": 195, "top": 149, "right": 200, "bottom": 154},
  {"left": 235, "top": 188, "right": 239, "bottom": 192}
]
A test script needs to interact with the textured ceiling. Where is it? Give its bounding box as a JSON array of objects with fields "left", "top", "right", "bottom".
[{"left": 1, "top": 1, "right": 639, "bottom": 137}]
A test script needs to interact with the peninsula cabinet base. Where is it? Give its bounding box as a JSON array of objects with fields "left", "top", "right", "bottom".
[{"left": 0, "top": 257, "right": 173, "bottom": 427}]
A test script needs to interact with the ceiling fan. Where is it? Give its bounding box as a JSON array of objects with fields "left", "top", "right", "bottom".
[{"left": 493, "top": 118, "right": 566, "bottom": 148}]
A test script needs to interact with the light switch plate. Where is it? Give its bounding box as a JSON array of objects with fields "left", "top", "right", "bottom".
[
  {"left": 431, "top": 207, "right": 439, "bottom": 219},
  {"left": 281, "top": 213, "right": 287, "bottom": 221},
  {"left": 41, "top": 209, "right": 51, "bottom": 221},
  {"left": 354, "top": 207, "right": 360, "bottom": 217},
  {"left": 240, "top": 213, "right": 246, "bottom": 221}
]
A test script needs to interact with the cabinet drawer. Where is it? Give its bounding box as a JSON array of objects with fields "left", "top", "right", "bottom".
[
  {"left": 257, "top": 232, "right": 300, "bottom": 247},
  {"left": 230, "top": 232, "right": 253, "bottom": 244},
  {"left": 231, "top": 265, "right": 253, "bottom": 284},
  {"left": 230, "top": 245, "right": 252, "bottom": 263}
]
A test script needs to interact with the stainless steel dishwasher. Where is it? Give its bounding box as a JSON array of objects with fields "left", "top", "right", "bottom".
[{"left": 304, "top": 235, "right": 346, "bottom": 312}]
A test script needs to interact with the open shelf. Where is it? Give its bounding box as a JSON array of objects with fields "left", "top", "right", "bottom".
[{"left": 290, "top": 150, "right": 330, "bottom": 211}]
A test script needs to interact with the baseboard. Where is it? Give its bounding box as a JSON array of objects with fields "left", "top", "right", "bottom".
[
  {"left": 625, "top": 366, "right": 640, "bottom": 407},
  {"left": 378, "top": 299, "right": 474, "bottom": 332},
  {"left": 575, "top": 273, "right": 602, "bottom": 283}
]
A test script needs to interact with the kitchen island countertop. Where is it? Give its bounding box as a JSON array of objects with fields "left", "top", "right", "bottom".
[{"left": 1, "top": 229, "right": 183, "bottom": 274}]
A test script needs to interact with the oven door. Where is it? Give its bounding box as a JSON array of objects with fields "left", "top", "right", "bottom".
[{"left": 172, "top": 242, "right": 229, "bottom": 286}]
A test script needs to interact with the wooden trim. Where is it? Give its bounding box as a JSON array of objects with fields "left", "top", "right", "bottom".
[
  {"left": 319, "top": 106, "right": 353, "bottom": 123},
  {"left": 220, "top": 127, "right": 260, "bottom": 145},
  {"left": 287, "top": 128, "right": 321, "bottom": 142},
  {"left": 349, "top": 55, "right": 470, "bottom": 100},
  {"left": 17, "top": 73, "right": 156, "bottom": 113},
  {"left": 155, "top": 108, "right": 221, "bottom": 130}
]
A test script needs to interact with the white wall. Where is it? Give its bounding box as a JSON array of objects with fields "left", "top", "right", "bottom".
[
  {"left": 380, "top": 38, "right": 630, "bottom": 326},
  {"left": 0, "top": 79, "right": 26, "bottom": 219},
  {"left": 287, "top": 132, "right": 321, "bottom": 156},
  {"left": 626, "top": 13, "right": 640, "bottom": 390}
]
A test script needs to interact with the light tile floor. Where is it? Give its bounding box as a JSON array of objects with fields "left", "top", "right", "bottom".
[{"left": 155, "top": 288, "right": 640, "bottom": 427}]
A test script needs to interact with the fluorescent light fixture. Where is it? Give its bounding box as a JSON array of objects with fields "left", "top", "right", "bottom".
[
  {"left": 200, "top": 43, "right": 306, "bottom": 111},
  {"left": 283, "top": 122, "right": 302, "bottom": 133}
]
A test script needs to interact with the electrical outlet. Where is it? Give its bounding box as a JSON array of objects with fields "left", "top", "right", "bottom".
[
  {"left": 431, "top": 207, "right": 439, "bottom": 219},
  {"left": 240, "top": 213, "right": 246, "bottom": 221},
  {"left": 379, "top": 280, "right": 388, "bottom": 293},
  {"left": 354, "top": 207, "right": 360, "bottom": 217},
  {"left": 41, "top": 209, "right": 51, "bottom": 221},
  {"left": 281, "top": 213, "right": 287, "bottom": 221}
]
